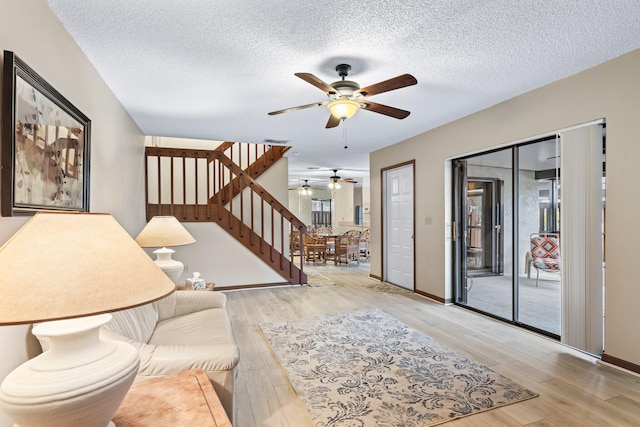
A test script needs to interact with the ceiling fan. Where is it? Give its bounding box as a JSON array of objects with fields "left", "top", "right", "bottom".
[
  {"left": 268, "top": 64, "right": 418, "bottom": 128},
  {"left": 301, "top": 179, "right": 314, "bottom": 194},
  {"left": 328, "top": 170, "right": 358, "bottom": 189}
]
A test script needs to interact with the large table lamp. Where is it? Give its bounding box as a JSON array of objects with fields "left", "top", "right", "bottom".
[
  {"left": 134, "top": 216, "right": 196, "bottom": 282},
  {"left": 0, "top": 212, "right": 176, "bottom": 427}
]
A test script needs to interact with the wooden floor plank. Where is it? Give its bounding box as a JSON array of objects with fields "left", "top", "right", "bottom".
[{"left": 224, "top": 264, "right": 640, "bottom": 426}]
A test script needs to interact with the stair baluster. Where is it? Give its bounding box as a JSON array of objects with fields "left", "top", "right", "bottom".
[{"left": 144, "top": 144, "right": 306, "bottom": 285}]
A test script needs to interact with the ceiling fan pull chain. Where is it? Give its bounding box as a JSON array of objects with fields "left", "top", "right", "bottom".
[{"left": 343, "top": 119, "right": 348, "bottom": 149}]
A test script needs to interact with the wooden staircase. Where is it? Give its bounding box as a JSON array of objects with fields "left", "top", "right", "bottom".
[{"left": 144, "top": 142, "right": 307, "bottom": 285}]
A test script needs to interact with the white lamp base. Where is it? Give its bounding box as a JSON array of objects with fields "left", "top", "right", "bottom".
[
  {"left": 153, "top": 247, "right": 184, "bottom": 282},
  {"left": 0, "top": 314, "right": 139, "bottom": 427}
]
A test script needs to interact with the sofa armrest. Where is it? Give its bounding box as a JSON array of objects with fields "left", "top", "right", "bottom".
[
  {"left": 156, "top": 291, "right": 227, "bottom": 321},
  {"left": 101, "top": 327, "right": 158, "bottom": 367}
]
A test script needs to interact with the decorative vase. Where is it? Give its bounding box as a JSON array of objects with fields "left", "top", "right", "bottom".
[
  {"left": 0, "top": 314, "right": 139, "bottom": 427},
  {"left": 153, "top": 247, "right": 184, "bottom": 282}
]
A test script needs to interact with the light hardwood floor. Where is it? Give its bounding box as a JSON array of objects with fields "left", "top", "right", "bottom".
[{"left": 224, "top": 264, "right": 640, "bottom": 426}]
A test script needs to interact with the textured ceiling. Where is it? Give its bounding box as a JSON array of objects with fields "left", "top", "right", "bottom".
[{"left": 47, "top": 0, "right": 640, "bottom": 184}]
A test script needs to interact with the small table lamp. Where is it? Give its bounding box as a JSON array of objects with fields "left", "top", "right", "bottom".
[
  {"left": 135, "top": 216, "right": 196, "bottom": 282},
  {"left": 0, "top": 212, "right": 176, "bottom": 427}
]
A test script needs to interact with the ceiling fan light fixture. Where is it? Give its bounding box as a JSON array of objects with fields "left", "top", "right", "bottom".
[
  {"left": 299, "top": 180, "right": 312, "bottom": 195},
  {"left": 328, "top": 99, "right": 360, "bottom": 120},
  {"left": 328, "top": 177, "right": 341, "bottom": 189}
]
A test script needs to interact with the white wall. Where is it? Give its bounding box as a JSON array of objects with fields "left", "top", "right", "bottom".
[
  {"left": 175, "top": 157, "right": 290, "bottom": 286},
  {"left": 0, "top": 1, "right": 147, "bottom": 425},
  {"left": 288, "top": 189, "right": 313, "bottom": 226},
  {"left": 370, "top": 49, "right": 640, "bottom": 368}
]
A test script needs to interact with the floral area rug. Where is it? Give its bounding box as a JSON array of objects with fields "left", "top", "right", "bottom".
[{"left": 260, "top": 309, "right": 537, "bottom": 427}]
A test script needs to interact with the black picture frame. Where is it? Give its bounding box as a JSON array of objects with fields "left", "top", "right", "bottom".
[{"left": 2, "top": 50, "right": 91, "bottom": 216}]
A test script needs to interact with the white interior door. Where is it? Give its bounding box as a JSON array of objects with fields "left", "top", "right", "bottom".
[{"left": 384, "top": 164, "right": 414, "bottom": 289}]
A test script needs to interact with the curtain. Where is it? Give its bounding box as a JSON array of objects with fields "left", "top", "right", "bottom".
[{"left": 560, "top": 124, "right": 604, "bottom": 355}]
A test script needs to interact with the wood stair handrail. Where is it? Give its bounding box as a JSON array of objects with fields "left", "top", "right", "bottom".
[
  {"left": 214, "top": 153, "right": 306, "bottom": 232},
  {"left": 144, "top": 146, "right": 306, "bottom": 232},
  {"left": 214, "top": 141, "right": 235, "bottom": 152}
]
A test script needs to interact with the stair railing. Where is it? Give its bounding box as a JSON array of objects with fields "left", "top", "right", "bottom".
[
  {"left": 218, "top": 142, "right": 278, "bottom": 172},
  {"left": 144, "top": 146, "right": 306, "bottom": 283}
]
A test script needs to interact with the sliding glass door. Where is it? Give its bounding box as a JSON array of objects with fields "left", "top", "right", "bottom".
[
  {"left": 517, "top": 139, "right": 561, "bottom": 336},
  {"left": 453, "top": 149, "right": 512, "bottom": 320},
  {"left": 453, "top": 124, "right": 605, "bottom": 346}
]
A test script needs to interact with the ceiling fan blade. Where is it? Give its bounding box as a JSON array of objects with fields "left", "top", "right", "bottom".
[
  {"left": 362, "top": 101, "right": 411, "bottom": 119},
  {"left": 356, "top": 74, "right": 417, "bottom": 97},
  {"left": 268, "top": 101, "right": 327, "bottom": 116},
  {"left": 295, "top": 73, "right": 338, "bottom": 94},
  {"left": 326, "top": 114, "right": 341, "bottom": 128}
]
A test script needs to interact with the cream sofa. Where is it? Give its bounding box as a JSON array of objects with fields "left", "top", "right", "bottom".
[{"left": 100, "top": 290, "right": 240, "bottom": 423}]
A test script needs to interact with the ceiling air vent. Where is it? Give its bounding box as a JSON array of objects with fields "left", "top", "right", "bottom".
[{"left": 263, "top": 138, "right": 290, "bottom": 145}]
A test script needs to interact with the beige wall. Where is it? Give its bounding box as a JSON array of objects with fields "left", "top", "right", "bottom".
[
  {"left": 370, "top": 49, "right": 640, "bottom": 367},
  {"left": 0, "top": 1, "right": 147, "bottom": 425}
]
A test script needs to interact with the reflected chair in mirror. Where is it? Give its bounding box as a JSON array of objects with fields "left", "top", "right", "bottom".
[{"left": 528, "top": 233, "right": 561, "bottom": 287}]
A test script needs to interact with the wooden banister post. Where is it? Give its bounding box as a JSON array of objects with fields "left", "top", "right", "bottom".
[
  {"left": 181, "top": 152, "right": 187, "bottom": 220},
  {"left": 206, "top": 153, "right": 211, "bottom": 220},
  {"left": 156, "top": 153, "right": 161, "bottom": 216},
  {"left": 239, "top": 174, "right": 244, "bottom": 238}
]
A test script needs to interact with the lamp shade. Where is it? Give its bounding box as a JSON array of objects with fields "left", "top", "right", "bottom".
[
  {"left": 135, "top": 216, "right": 196, "bottom": 248},
  {"left": 0, "top": 212, "right": 176, "bottom": 325},
  {"left": 328, "top": 99, "right": 360, "bottom": 119}
]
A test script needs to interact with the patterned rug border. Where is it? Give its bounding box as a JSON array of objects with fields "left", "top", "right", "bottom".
[{"left": 261, "top": 309, "right": 538, "bottom": 427}]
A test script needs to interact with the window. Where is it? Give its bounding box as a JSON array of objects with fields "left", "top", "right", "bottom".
[{"left": 311, "top": 199, "right": 332, "bottom": 227}]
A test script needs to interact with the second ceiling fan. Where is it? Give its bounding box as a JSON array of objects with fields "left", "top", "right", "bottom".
[
  {"left": 328, "top": 170, "right": 357, "bottom": 189},
  {"left": 268, "top": 64, "right": 417, "bottom": 128}
]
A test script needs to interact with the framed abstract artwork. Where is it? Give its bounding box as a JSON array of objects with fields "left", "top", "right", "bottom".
[{"left": 2, "top": 50, "right": 91, "bottom": 216}]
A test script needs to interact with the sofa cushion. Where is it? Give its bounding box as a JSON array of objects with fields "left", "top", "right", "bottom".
[
  {"left": 107, "top": 303, "right": 158, "bottom": 343},
  {"left": 150, "top": 308, "right": 234, "bottom": 347}
]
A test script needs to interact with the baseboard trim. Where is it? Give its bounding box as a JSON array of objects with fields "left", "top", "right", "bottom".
[
  {"left": 415, "top": 289, "right": 451, "bottom": 304},
  {"left": 217, "top": 282, "right": 293, "bottom": 291},
  {"left": 601, "top": 353, "right": 640, "bottom": 375},
  {"left": 367, "top": 275, "right": 451, "bottom": 304}
]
